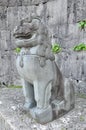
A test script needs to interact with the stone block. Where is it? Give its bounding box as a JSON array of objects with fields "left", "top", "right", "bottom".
[
  {"left": 0, "top": 51, "right": 11, "bottom": 85},
  {"left": 30, "top": 106, "right": 53, "bottom": 124},
  {"left": 52, "top": 100, "right": 65, "bottom": 118},
  {"left": 78, "top": 81, "right": 86, "bottom": 94},
  {"left": 75, "top": 0, "right": 86, "bottom": 22},
  {"left": 0, "top": 30, "right": 11, "bottom": 51},
  {"left": 0, "top": 88, "right": 85, "bottom": 130},
  {"left": 47, "top": 0, "right": 67, "bottom": 26},
  {"left": 22, "top": 0, "right": 31, "bottom": 6},
  {"left": 0, "top": 0, "right": 8, "bottom": 6},
  {"left": 0, "top": 6, "right": 7, "bottom": 30},
  {"left": 7, "top": 6, "right": 35, "bottom": 31}
]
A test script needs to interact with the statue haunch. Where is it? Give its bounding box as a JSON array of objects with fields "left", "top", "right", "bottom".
[{"left": 13, "top": 17, "right": 75, "bottom": 124}]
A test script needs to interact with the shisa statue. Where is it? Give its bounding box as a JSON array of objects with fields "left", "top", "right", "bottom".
[{"left": 13, "top": 16, "right": 75, "bottom": 124}]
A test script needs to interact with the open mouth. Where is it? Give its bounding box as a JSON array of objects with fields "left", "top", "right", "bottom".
[{"left": 14, "top": 33, "right": 32, "bottom": 39}]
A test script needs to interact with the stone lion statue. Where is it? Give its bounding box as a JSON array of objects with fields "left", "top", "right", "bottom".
[{"left": 13, "top": 17, "right": 75, "bottom": 124}]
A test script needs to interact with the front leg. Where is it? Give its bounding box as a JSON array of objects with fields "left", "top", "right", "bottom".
[
  {"left": 34, "top": 81, "right": 52, "bottom": 109},
  {"left": 22, "top": 79, "right": 36, "bottom": 110}
]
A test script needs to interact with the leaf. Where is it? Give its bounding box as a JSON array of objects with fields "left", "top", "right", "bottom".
[
  {"left": 52, "top": 43, "right": 62, "bottom": 53},
  {"left": 78, "top": 20, "right": 86, "bottom": 30},
  {"left": 73, "top": 43, "right": 86, "bottom": 51},
  {"left": 15, "top": 47, "right": 21, "bottom": 53}
]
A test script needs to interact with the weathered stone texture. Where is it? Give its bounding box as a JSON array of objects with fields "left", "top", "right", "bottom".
[
  {"left": 0, "top": 0, "right": 53, "bottom": 6},
  {"left": 0, "top": 88, "right": 85, "bottom": 130},
  {"left": 0, "top": 0, "right": 86, "bottom": 93}
]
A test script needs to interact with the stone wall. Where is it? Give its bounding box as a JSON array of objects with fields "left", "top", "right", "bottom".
[{"left": 0, "top": 0, "right": 86, "bottom": 93}]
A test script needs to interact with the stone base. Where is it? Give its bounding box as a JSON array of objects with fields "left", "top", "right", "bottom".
[
  {"left": 0, "top": 88, "right": 86, "bottom": 130},
  {"left": 28, "top": 99, "right": 74, "bottom": 124},
  {"left": 29, "top": 105, "right": 53, "bottom": 124}
]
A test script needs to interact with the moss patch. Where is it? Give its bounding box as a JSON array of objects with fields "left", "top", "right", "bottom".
[
  {"left": 80, "top": 115, "right": 85, "bottom": 122},
  {"left": 61, "top": 128, "right": 67, "bottom": 130},
  {"left": 8, "top": 85, "right": 22, "bottom": 89},
  {"left": 77, "top": 93, "right": 86, "bottom": 99}
]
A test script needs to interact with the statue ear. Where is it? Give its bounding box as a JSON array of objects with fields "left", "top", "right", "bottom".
[{"left": 31, "top": 19, "right": 40, "bottom": 30}]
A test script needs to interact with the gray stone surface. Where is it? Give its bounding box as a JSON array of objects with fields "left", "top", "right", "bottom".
[
  {"left": 0, "top": 88, "right": 86, "bottom": 130},
  {"left": 13, "top": 17, "right": 75, "bottom": 124},
  {"left": 0, "top": 0, "right": 86, "bottom": 93}
]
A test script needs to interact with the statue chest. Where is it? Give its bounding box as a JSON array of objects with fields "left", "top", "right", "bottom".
[
  {"left": 16, "top": 55, "right": 38, "bottom": 82},
  {"left": 16, "top": 55, "right": 54, "bottom": 83}
]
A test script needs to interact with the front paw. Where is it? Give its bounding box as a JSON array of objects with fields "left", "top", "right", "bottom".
[{"left": 24, "top": 102, "right": 36, "bottom": 111}]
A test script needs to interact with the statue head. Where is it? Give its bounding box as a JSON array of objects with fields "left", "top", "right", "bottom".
[
  {"left": 13, "top": 17, "right": 48, "bottom": 41},
  {"left": 13, "top": 16, "right": 55, "bottom": 62}
]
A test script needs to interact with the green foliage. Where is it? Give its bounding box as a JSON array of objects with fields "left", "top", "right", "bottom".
[
  {"left": 78, "top": 20, "right": 86, "bottom": 30},
  {"left": 15, "top": 47, "right": 21, "bottom": 53},
  {"left": 8, "top": 85, "right": 22, "bottom": 88},
  {"left": 52, "top": 43, "right": 61, "bottom": 54},
  {"left": 73, "top": 43, "right": 86, "bottom": 51}
]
